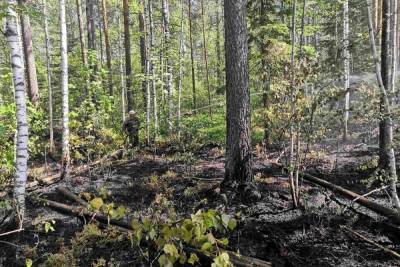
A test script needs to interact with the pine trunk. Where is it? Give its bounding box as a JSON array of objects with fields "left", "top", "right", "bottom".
[
  {"left": 123, "top": 0, "right": 133, "bottom": 111},
  {"left": 18, "top": 0, "right": 39, "bottom": 106},
  {"left": 101, "top": 0, "right": 113, "bottom": 95},
  {"left": 224, "top": 0, "right": 253, "bottom": 185}
]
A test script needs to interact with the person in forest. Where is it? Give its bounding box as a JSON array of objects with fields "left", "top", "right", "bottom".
[{"left": 123, "top": 110, "right": 140, "bottom": 148}]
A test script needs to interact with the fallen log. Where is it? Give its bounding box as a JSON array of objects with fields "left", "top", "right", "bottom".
[
  {"left": 31, "top": 193, "right": 271, "bottom": 266},
  {"left": 300, "top": 172, "right": 400, "bottom": 224},
  {"left": 56, "top": 187, "right": 89, "bottom": 207}
]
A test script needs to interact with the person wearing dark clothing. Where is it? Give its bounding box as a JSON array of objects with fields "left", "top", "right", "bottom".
[{"left": 123, "top": 110, "right": 140, "bottom": 148}]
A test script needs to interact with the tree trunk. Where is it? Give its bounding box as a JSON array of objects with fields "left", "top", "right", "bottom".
[
  {"left": 148, "top": 0, "right": 158, "bottom": 136},
  {"left": 43, "top": 0, "right": 54, "bottom": 154},
  {"left": 76, "top": 0, "right": 88, "bottom": 67},
  {"left": 123, "top": 0, "right": 133, "bottom": 111},
  {"left": 60, "top": 0, "right": 70, "bottom": 180},
  {"left": 215, "top": 0, "right": 223, "bottom": 89},
  {"left": 188, "top": 0, "right": 197, "bottom": 112},
  {"left": 390, "top": 0, "right": 397, "bottom": 100},
  {"left": 5, "top": 0, "right": 29, "bottom": 223},
  {"left": 366, "top": 0, "right": 400, "bottom": 210},
  {"left": 139, "top": 2, "right": 148, "bottom": 107},
  {"left": 101, "top": 0, "right": 113, "bottom": 95},
  {"left": 224, "top": 0, "right": 253, "bottom": 185},
  {"left": 18, "top": 0, "right": 39, "bottom": 106},
  {"left": 162, "top": 0, "right": 174, "bottom": 132},
  {"left": 343, "top": 0, "right": 350, "bottom": 141},
  {"left": 289, "top": 0, "right": 298, "bottom": 208},
  {"left": 143, "top": 1, "right": 151, "bottom": 144},
  {"left": 260, "top": 0, "right": 270, "bottom": 147},
  {"left": 177, "top": 0, "right": 185, "bottom": 141},
  {"left": 118, "top": 13, "right": 126, "bottom": 120},
  {"left": 200, "top": 0, "right": 212, "bottom": 115},
  {"left": 86, "top": 0, "right": 96, "bottom": 51}
]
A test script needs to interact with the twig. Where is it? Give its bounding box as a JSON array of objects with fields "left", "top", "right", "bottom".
[
  {"left": 341, "top": 226, "right": 400, "bottom": 259},
  {"left": 343, "top": 185, "right": 390, "bottom": 212},
  {"left": 0, "top": 227, "right": 24, "bottom": 237}
]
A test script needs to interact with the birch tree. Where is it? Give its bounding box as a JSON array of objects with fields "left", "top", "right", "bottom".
[
  {"left": 60, "top": 0, "right": 70, "bottom": 180},
  {"left": 5, "top": 0, "right": 29, "bottom": 222},
  {"left": 162, "top": 0, "right": 173, "bottom": 132},
  {"left": 343, "top": 0, "right": 350, "bottom": 141},
  {"left": 188, "top": 0, "right": 197, "bottom": 111},
  {"left": 101, "top": 0, "right": 113, "bottom": 95}
]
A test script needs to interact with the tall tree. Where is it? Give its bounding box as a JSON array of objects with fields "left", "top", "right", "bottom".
[
  {"left": 177, "top": 0, "right": 185, "bottom": 141},
  {"left": 43, "top": 0, "right": 54, "bottom": 154},
  {"left": 76, "top": 0, "right": 88, "bottom": 67},
  {"left": 148, "top": 0, "right": 158, "bottom": 136},
  {"left": 200, "top": 0, "right": 212, "bottom": 115},
  {"left": 101, "top": 0, "right": 113, "bottom": 95},
  {"left": 366, "top": 0, "right": 400, "bottom": 210},
  {"left": 188, "top": 0, "right": 197, "bottom": 111},
  {"left": 224, "top": 0, "right": 253, "bottom": 186},
  {"left": 215, "top": 0, "right": 223, "bottom": 89},
  {"left": 123, "top": 0, "right": 133, "bottom": 111},
  {"left": 139, "top": 1, "right": 148, "bottom": 105},
  {"left": 162, "top": 0, "right": 173, "bottom": 132},
  {"left": 390, "top": 0, "right": 397, "bottom": 98},
  {"left": 6, "top": 0, "right": 29, "bottom": 223},
  {"left": 60, "top": 0, "right": 70, "bottom": 180},
  {"left": 18, "top": 0, "right": 39, "bottom": 106},
  {"left": 86, "top": 0, "right": 96, "bottom": 51},
  {"left": 343, "top": 0, "right": 350, "bottom": 141}
]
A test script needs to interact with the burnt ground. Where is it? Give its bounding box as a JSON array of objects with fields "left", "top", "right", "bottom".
[{"left": 1, "top": 141, "right": 400, "bottom": 267}]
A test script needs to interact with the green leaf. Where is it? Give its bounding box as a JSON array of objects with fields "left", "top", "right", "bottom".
[
  {"left": 219, "top": 238, "right": 229, "bottom": 246},
  {"left": 158, "top": 254, "right": 173, "bottom": 267},
  {"left": 227, "top": 219, "right": 237, "bottom": 230},
  {"left": 188, "top": 253, "right": 199, "bottom": 265},
  {"left": 89, "top": 197, "right": 104, "bottom": 210},
  {"left": 201, "top": 241, "right": 213, "bottom": 252},
  {"left": 26, "top": 258, "right": 33, "bottom": 267},
  {"left": 163, "top": 243, "right": 179, "bottom": 259},
  {"left": 211, "top": 252, "right": 231, "bottom": 267},
  {"left": 221, "top": 214, "right": 230, "bottom": 228}
]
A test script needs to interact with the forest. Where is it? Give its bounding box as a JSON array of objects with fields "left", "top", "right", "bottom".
[{"left": 2, "top": 0, "right": 400, "bottom": 266}]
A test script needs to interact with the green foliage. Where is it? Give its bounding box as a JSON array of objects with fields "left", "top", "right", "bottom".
[{"left": 129, "top": 209, "right": 236, "bottom": 266}]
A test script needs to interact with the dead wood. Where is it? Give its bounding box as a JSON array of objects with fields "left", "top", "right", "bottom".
[
  {"left": 300, "top": 172, "right": 400, "bottom": 224},
  {"left": 56, "top": 187, "right": 89, "bottom": 206},
  {"left": 341, "top": 226, "right": 400, "bottom": 259}
]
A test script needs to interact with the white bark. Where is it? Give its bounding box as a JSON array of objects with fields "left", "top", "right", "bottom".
[
  {"left": 6, "top": 0, "right": 29, "bottom": 222},
  {"left": 60, "top": 0, "right": 70, "bottom": 179},
  {"left": 162, "top": 0, "right": 173, "bottom": 132},
  {"left": 177, "top": 0, "right": 185, "bottom": 141},
  {"left": 118, "top": 14, "right": 126, "bottom": 120},
  {"left": 148, "top": 0, "right": 158, "bottom": 137},
  {"left": 343, "top": 0, "right": 350, "bottom": 141}
]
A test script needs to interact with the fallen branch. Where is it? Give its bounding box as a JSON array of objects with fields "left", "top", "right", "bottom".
[
  {"left": 56, "top": 187, "right": 89, "bottom": 206},
  {"left": 300, "top": 172, "right": 400, "bottom": 224},
  {"left": 341, "top": 226, "right": 400, "bottom": 259}
]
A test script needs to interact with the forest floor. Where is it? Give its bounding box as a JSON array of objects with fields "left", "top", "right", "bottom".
[{"left": 2, "top": 135, "right": 400, "bottom": 266}]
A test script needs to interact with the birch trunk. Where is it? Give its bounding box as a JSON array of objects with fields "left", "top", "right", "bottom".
[
  {"left": 366, "top": 0, "right": 400, "bottom": 210},
  {"left": 43, "top": 0, "right": 54, "bottom": 154},
  {"left": 144, "top": 1, "right": 151, "bottom": 144},
  {"left": 118, "top": 12, "right": 126, "bottom": 120},
  {"left": 343, "top": 0, "right": 350, "bottom": 141},
  {"left": 162, "top": 0, "right": 173, "bottom": 132},
  {"left": 60, "top": 0, "right": 70, "bottom": 180},
  {"left": 19, "top": 0, "right": 39, "bottom": 106},
  {"left": 148, "top": 0, "right": 158, "bottom": 136},
  {"left": 6, "top": 0, "right": 29, "bottom": 222},
  {"left": 390, "top": 0, "right": 397, "bottom": 100}
]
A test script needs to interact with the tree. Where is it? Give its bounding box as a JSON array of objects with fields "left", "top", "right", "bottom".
[
  {"left": 60, "top": 0, "right": 70, "bottom": 180},
  {"left": 162, "top": 0, "right": 173, "bottom": 132},
  {"left": 76, "top": 0, "right": 88, "bottom": 67},
  {"left": 200, "top": 0, "right": 212, "bottom": 115},
  {"left": 148, "top": 0, "right": 158, "bottom": 136},
  {"left": 101, "top": 0, "right": 113, "bottom": 95},
  {"left": 123, "top": 0, "right": 133, "bottom": 111},
  {"left": 86, "top": 0, "right": 96, "bottom": 51},
  {"left": 43, "top": 0, "right": 54, "bottom": 154},
  {"left": 366, "top": 0, "right": 400, "bottom": 210},
  {"left": 188, "top": 0, "right": 197, "bottom": 111},
  {"left": 18, "top": 0, "right": 39, "bottom": 106},
  {"left": 5, "top": 0, "right": 29, "bottom": 223},
  {"left": 343, "top": 0, "right": 350, "bottom": 141},
  {"left": 224, "top": 0, "right": 253, "bottom": 186},
  {"left": 139, "top": 1, "right": 148, "bottom": 105}
]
